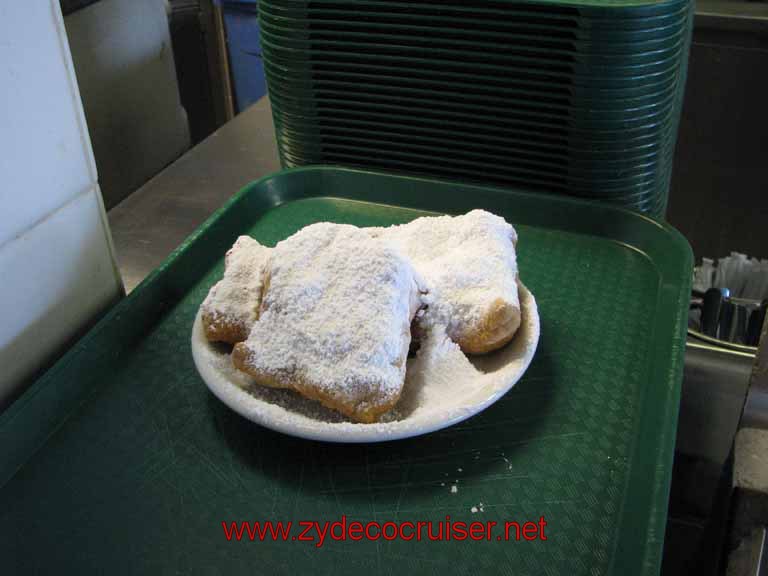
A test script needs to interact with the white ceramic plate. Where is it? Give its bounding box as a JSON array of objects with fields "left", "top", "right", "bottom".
[{"left": 192, "top": 284, "right": 540, "bottom": 443}]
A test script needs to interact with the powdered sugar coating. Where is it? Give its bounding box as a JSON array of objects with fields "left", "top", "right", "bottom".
[
  {"left": 194, "top": 211, "right": 536, "bottom": 435},
  {"left": 237, "top": 223, "right": 421, "bottom": 415},
  {"left": 201, "top": 236, "right": 270, "bottom": 333},
  {"left": 375, "top": 209, "right": 519, "bottom": 337},
  {"left": 191, "top": 283, "right": 540, "bottom": 441}
]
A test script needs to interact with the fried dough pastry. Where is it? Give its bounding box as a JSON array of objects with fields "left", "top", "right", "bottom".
[
  {"left": 232, "top": 223, "right": 422, "bottom": 423},
  {"left": 201, "top": 236, "right": 270, "bottom": 344},
  {"left": 376, "top": 210, "right": 520, "bottom": 354}
]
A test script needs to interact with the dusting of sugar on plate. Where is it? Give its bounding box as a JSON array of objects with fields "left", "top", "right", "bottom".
[{"left": 192, "top": 283, "right": 540, "bottom": 443}]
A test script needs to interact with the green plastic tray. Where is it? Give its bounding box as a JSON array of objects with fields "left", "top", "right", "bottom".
[
  {"left": 274, "top": 152, "right": 672, "bottom": 211},
  {"left": 273, "top": 134, "right": 670, "bottom": 181},
  {"left": 262, "top": 62, "right": 683, "bottom": 101},
  {"left": 271, "top": 111, "right": 679, "bottom": 157},
  {"left": 259, "top": 24, "right": 689, "bottom": 51},
  {"left": 261, "top": 18, "right": 687, "bottom": 48},
  {"left": 273, "top": 116, "right": 673, "bottom": 157},
  {"left": 262, "top": 0, "right": 690, "bottom": 23},
  {"left": 260, "top": 0, "right": 693, "bottom": 216},
  {"left": 267, "top": 98, "right": 678, "bottom": 141},
  {"left": 263, "top": 54, "right": 685, "bottom": 91},
  {"left": 260, "top": 19, "right": 689, "bottom": 45},
  {"left": 259, "top": 5, "right": 691, "bottom": 29},
  {"left": 258, "top": 4, "right": 692, "bottom": 35},
  {"left": 264, "top": 81, "right": 680, "bottom": 122},
  {"left": 273, "top": 128, "right": 678, "bottom": 186},
  {"left": 260, "top": 52, "right": 687, "bottom": 96},
  {"left": 264, "top": 81, "right": 681, "bottom": 127},
  {"left": 273, "top": 122, "right": 673, "bottom": 167},
  {"left": 268, "top": 59, "right": 683, "bottom": 98},
  {"left": 259, "top": 30, "right": 688, "bottom": 57},
  {"left": 260, "top": 40, "right": 685, "bottom": 77},
  {"left": 263, "top": 69, "right": 683, "bottom": 111},
  {"left": 0, "top": 167, "right": 691, "bottom": 575},
  {"left": 274, "top": 144, "right": 664, "bottom": 191},
  {"left": 265, "top": 71, "right": 679, "bottom": 112},
  {"left": 258, "top": 19, "right": 690, "bottom": 55},
  {"left": 266, "top": 88, "right": 684, "bottom": 129}
]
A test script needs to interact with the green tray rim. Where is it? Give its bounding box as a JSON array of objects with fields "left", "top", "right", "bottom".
[
  {"left": 272, "top": 121, "right": 674, "bottom": 164},
  {"left": 260, "top": 36, "right": 687, "bottom": 75},
  {"left": 260, "top": 0, "right": 691, "bottom": 20},
  {"left": 266, "top": 96, "right": 678, "bottom": 139},
  {"left": 261, "top": 61, "right": 684, "bottom": 100},
  {"left": 0, "top": 166, "right": 692, "bottom": 576},
  {"left": 258, "top": 16, "right": 690, "bottom": 53}
]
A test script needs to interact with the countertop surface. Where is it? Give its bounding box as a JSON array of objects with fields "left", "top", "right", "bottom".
[{"left": 107, "top": 97, "right": 280, "bottom": 292}]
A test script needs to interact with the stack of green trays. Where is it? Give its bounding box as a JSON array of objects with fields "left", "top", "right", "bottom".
[{"left": 260, "top": 0, "right": 694, "bottom": 218}]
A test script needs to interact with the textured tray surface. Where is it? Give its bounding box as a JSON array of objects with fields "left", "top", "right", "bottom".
[
  {"left": 260, "top": 0, "right": 694, "bottom": 217},
  {"left": 0, "top": 167, "right": 691, "bottom": 575}
]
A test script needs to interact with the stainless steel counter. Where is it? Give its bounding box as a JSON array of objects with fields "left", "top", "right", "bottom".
[{"left": 107, "top": 97, "right": 280, "bottom": 292}]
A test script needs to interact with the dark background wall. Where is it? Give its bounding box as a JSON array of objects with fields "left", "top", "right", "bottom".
[
  {"left": 61, "top": 0, "right": 102, "bottom": 16},
  {"left": 667, "top": 5, "right": 768, "bottom": 261}
]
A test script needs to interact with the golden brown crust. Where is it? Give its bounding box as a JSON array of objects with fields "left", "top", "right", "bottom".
[
  {"left": 258, "top": 267, "right": 272, "bottom": 317},
  {"left": 231, "top": 343, "right": 404, "bottom": 423},
  {"left": 201, "top": 236, "right": 270, "bottom": 345},
  {"left": 455, "top": 298, "right": 522, "bottom": 355},
  {"left": 202, "top": 312, "right": 249, "bottom": 344}
]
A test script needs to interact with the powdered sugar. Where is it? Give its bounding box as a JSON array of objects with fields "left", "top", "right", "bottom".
[
  {"left": 192, "top": 283, "right": 540, "bottom": 442},
  {"left": 237, "top": 223, "right": 421, "bottom": 414},
  {"left": 201, "top": 236, "right": 270, "bottom": 332},
  {"left": 374, "top": 210, "right": 519, "bottom": 337},
  {"left": 192, "top": 212, "right": 539, "bottom": 440}
]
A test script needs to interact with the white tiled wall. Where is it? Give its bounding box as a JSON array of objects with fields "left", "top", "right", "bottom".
[
  {"left": 0, "top": 2, "right": 122, "bottom": 407},
  {"left": 0, "top": 1, "right": 97, "bottom": 247}
]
